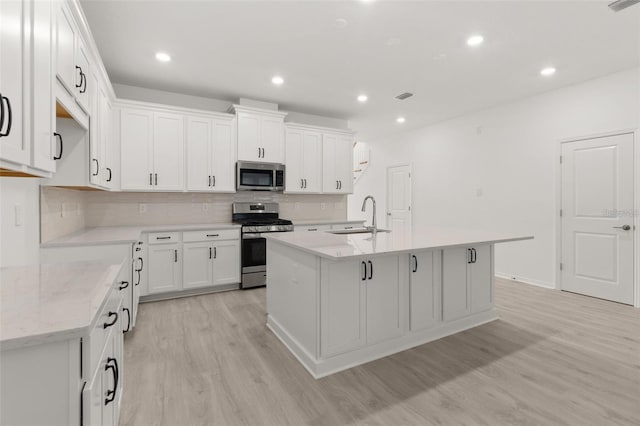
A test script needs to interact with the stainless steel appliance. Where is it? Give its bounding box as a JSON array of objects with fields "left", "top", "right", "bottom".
[
  {"left": 236, "top": 161, "right": 285, "bottom": 191},
  {"left": 232, "top": 202, "right": 293, "bottom": 288}
]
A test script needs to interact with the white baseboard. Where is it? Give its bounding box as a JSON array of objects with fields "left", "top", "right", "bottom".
[{"left": 495, "top": 273, "right": 556, "bottom": 289}]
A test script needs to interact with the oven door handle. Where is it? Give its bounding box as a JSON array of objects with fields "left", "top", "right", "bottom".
[{"left": 242, "top": 233, "right": 265, "bottom": 240}]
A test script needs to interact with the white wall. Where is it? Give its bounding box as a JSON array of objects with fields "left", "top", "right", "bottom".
[
  {"left": 349, "top": 68, "right": 640, "bottom": 288},
  {"left": 0, "top": 178, "right": 41, "bottom": 267}
]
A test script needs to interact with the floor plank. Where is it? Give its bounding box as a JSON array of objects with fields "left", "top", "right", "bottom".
[{"left": 120, "top": 279, "right": 640, "bottom": 426}]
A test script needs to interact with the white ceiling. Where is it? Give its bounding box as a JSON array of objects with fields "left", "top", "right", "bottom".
[{"left": 81, "top": 0, "right": 640, "bottom": 140}]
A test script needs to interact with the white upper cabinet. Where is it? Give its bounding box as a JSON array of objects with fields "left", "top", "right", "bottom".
[
  {"left": 120, "top": 106, "right": 185, "bottom": 191},
  {"left": 153, "top": 112, "right": 184, "bottom": 191},
  {"left": 55, "top": 1, "right": 76, "bottom": 96},
  {"left": 234, "top": 106, "right": 286, "bottom": 163},
  {"left": 0, "top": 0, "right": 27, "bottom": 166},
  {"left": 186, "top": 114, "right": 236, "bottom": 192},
  {"left": 322, "top": 132, "right": 354, "bottom": 194},
  {"left": 285, "top": 125, "right": 322, "bottom": 193},
  {"left": 98, "top": 85, "right": 114, "bottom": 188},
  {"left": 74, "top": 39, "right": 90, "bottom": 113}
]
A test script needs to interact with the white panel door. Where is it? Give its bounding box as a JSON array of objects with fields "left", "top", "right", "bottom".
[
  {"left": 321, "top": 260, "right": 366, "bottom": 357},
  {"left": 387, "top": 165, "right": 412, "bottom": 239},
  {"left": 237, "top": 112, "right": 260, "bottom": 161},
  {"left": 153, "top": 112, "right": 184, "bottom": 191},
  {"left": 148, "top": 244, "right": 182, "bottom": 294},
  {"left": 322, "top": 133, "right": 338, "bottom": 193},
  {"left": 410, "top": 251, "right": 440, "bottom": 331},
  {"left": 120, "top": 108, "right": 153, "bottom": 190},
  {"left": 186, "top": 117, "right": 211, "bottom": 191},
  {"left": 98, "top": 87, "right": 113, "bottom": 188},
  {"left": 470, "top": 245, "right": 493, "bottom": 313},
  {"left": 336, "top": 135, "right": 354, "bottom": 193},
  {"left": 55, "top": 2, "right": 75, "bottom": 95},
  {"left": 302, "top": 131, "right": 322, "bottom": 192},
  {"left": 285, "top": 128, "right": 303, "bottom": 191},
  {"left": 0, "top": 0, "right": 27, "bottom": 165},
  {"left": 88, "top": 72, "right": 101, "bottom": 186},
  {"left": 561, "top": 133, "right": 634, "bottom": 304},
  {"left": 442, "top": 247, "right": 471, "bottom": 321},
  {"left": 212, "top": 240, "right": 240, "bottom": 285},
  {"left": 260, "top": 116, "right": 284, "bottom": 163},
  {"left": 183, "top": 242, "right": 213, "bottom": 289},
  {"left": 366, "top": 256, "right": 403, "bottom": 344},
  {"left": 31, "top": 0, "right": 55, "bottom": 173},
  {"left": 211, "top": 118, "right": 235, "bottom": 192},
  {"left": 74, "top": 40, "right": 90, "bottom": 113}
]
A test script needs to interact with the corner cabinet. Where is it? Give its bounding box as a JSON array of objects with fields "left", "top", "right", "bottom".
[
  {"left": 284, "top": 125, "right": 322, "bottom": 193},
  {"left": 322, "top": 132, "right": 354, "bottom": 194},
  {"left": 442, "top": 245, "right": 493, "bottom": 321},
  {"left": 186, "top": 114, "right": 236, "bottom": 192},
  {"left": 119, "top": 105, "right": 185, "bottom": 191},
  {"left": 233, "top": 105, "right": 287, "bottom": 163}
]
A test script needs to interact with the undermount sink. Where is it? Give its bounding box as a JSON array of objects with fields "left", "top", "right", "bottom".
[{"left": 327, "top": 228, "right": 391, "bottom": 235}]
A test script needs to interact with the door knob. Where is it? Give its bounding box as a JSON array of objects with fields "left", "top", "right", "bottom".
[{"left": 613, "top": 225, "right": 632, "bottom": 231}]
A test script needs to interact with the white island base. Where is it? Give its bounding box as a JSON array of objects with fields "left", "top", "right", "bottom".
[{"left": 266, "top": 230, "right": 532, "bottom": 378}]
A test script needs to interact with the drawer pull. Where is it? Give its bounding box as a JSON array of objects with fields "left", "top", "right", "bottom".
[
  {"left": 308, "top": 228, "right": 318, "bottom": 231},
  {"left": 156, "top": 236, "right": 171, "bottom": 240},
  {"left": 118, "top": 281, "right": 129, "bottom": 290},
  {"left": 206, "top": 234, "right": 220, "bottom": 237},
  {"left": 104, "top": 357, "right": 119, "bottom": 405},
  {"left": 103, "top": 311, "right": 118, "bottom": 329}
]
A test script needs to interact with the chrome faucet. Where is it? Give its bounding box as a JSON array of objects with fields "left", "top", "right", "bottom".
[{"left": 361, "top": 195, "right": 377, "bottom": 233}]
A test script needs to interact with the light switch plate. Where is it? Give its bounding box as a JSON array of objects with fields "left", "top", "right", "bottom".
[
  {"left": 14, "top": 204, "right": 23, "bottom": 226},
  {"left": 139, "top": 203, "right": 147, "bottom": 214}
]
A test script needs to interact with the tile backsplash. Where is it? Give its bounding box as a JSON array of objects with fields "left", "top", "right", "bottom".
[{"left": 40, "top": 187, "right": 347, "bottom": 242}]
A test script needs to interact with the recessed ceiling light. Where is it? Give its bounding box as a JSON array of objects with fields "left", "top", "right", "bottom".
[
  {"left": 155, "top": 52, "right": 171, "bottom": 62},
  {"left": 357, "top": 94, "right": 368, "bottom": 103},
  {"left": 466, "top": 35, "right": 484, "bottom": 47},
  {"left": 272, "top": 75, "right": 284, "bottom": 85},
  {"left": 540, "top": 67, "right": 556, "bottom": 77},
  {"left": 396, "top": 117, "right": 406, "bottom": 124}
]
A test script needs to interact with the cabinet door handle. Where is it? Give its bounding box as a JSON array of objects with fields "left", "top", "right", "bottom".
[
  {"left": 156, "top": 236, "right": 171, "bottom": 240},
  {"left": 368, "top": 260, "right": 373, "bottom": 280},
  {"left": 118, "top": 281, "right": 129, "bottom": 290},
  {"left": 92, "top": 158, "right": 99, "bottom": 176},
  {"left": 300, "top": 178, "right": 304, "bottom": 189},
  {"left": 214, "top": 246, "right": 217, "bottom": 259},
  {"left": 0, "top": 92, "right": 5, "bottom": 136},
  {"left": 0, "top": 94, "right": 11, "bottom": 137},
  {"left": 212, "top": 175, "right": 215, "bottom": 187},
  {"left": 308, "top": 228, "right": 317, "bottom": 231},
  {"left": 412, "top": 255, "right": 418, "bottom": 273},
  {"left": 336, "top": 180, "right": 339, "bottom": 190},
  {"left": 75, "top": 66, "right": 83, "bottom": 88},
  {"left": 53, "top": 133, "right": 63, "bottom": 160},
  {"left": 174, "top": 249, "right": 178, "bottom": 262},
  {"left": 104, "top": 358, "right": 117, "bottom": 405},
  {"left": 206, "top": 234, "right": 219, "bottom": 237},
  {"left": 106, "top": 167, "right": 112, "bottom": 182},
  {"left": 467, "top": 249, "right": 472, "bottom": 264},
  {"left": 261, "top": 147, "right": 265, "bottom": 158},
  {"left": 471, "top": 248, "right": 477, "bottom": 264},
  {"left": 304, "top": 179, "right": 307, "bottom": 189},
  {"left": 154, "top": 173, "right": 158, "bottom": 186},
  {"left": 123, "top": 308, "right": 131, "bottom": 332},
  {"left": 258, "top": 147, "right": 261, "bottom": 158},
  {"left": 209, "top": 247, "right": 212, "bottom": 259},
  {"left": 149, "top": 173, "right": 153, "bottom": 185},
  {"left": 80, "top": 71, "right": 87, "bottom": 94},
  {"left": 136, "top": 257, "right": 144, "bottom": 272},
  {"left": 361, "top": 261, "right": 367, "bottom": 281},
  {"left": 103, "top": 311, "right": 118, "bottom": 329}
]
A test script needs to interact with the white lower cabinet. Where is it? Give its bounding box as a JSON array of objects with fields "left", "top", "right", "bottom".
[
  {"left": 320, "top": 255, "right": 403, "bottom": 358},
  {"left": 183, "top": 239, "right": 240, "bottom": 289},
  {"left": 409, "top": 250, "right": 441, "bottom": 331},
  {"left": 147, "top": 243, "right": 182, "bottom": 294},
  {"left": 442, "top": 244, "right": 492, "bottom": 321}
]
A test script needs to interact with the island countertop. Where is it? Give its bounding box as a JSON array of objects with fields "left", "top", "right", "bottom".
[
  {"left": 264, "top": 228, "right": 534, "bottom": 260},
  {"left": 0, "top": 261, "right": 123, "bottom": 350}
]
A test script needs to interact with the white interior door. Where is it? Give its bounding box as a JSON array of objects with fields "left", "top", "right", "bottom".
[
  {"left": 561, "top": 133, "right": 634, "bottom": 304},
  {"left": 386, "top": 165, "right": 412, "bottom": 239}
]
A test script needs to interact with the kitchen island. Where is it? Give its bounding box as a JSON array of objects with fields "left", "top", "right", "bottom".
[{"left": 265, "top": 228, "right": 533, "bottom": 378}]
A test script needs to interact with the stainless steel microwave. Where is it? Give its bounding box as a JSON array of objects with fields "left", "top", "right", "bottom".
[{"left": 236, "top": 161, "right": 285, "bottom": 191}]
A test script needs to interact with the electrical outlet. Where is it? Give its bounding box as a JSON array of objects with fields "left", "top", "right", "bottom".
[
  {"left": 294, "top": 202, "right": 300, "bottom": 210},
  {"left": 60, "top": 203, "right": 65, "bottom": 218},
  {"left": 139, "top": 203, "right": 147, "bottom": 214},
  {"left": 14, "top": 204, "right": 23, "bottom": 226},
  {"left": 202, "top": 203, "right": 209, "bottom": 211}
]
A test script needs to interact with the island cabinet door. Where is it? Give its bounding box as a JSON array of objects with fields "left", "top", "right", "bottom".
[
  {"left": 409, "top": 251, "right": 441, "bottom": 331},
  {"left": 442, "top": 247, "right": 472, "bottom": 321},
  {"left": 470, "top": 245, "right": 493, "bottom": 313},
  {"left": 320, "top": 260, "right": 366, "bottom": 358},
  {"left": 365, "top": 256, "right": 404, "bottom": 345}
]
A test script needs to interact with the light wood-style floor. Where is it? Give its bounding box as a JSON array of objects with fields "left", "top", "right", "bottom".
[{"left": 120, "top": 279, "right": 640, "bottom": 426}]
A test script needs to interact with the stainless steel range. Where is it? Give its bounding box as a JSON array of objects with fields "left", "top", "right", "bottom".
[{"left": 232, "top": 202, "right": 293, "bottom": 289}]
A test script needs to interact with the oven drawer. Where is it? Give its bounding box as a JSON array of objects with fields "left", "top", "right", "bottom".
[
  {"left": 183, "top": 229, "right": 240, "bottom": 242},
  {"left": 147, "top": 232, "right": 181, "bottom": 244}
]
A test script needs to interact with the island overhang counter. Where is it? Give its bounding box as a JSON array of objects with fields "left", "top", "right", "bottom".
[{"left": 264, "top": 229, "right": 533, "bottom": 378}]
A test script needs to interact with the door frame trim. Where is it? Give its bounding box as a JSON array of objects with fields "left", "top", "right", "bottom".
[
  {"left": 556, "top": 128, "right": 639, "bottom": 307},
  {"left": 386, "top": 163, "right": 413, "bottom": 231}
]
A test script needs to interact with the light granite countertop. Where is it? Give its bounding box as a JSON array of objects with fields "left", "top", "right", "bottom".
[
  {"left": 265, "top": 227, "right": 534, "bottom": 260},
  {"left": 293, "top": 219, "right": 366, "bottom": 226},
  {"left": 0, "top": 261, "right": 123, "bottom": 351},
  {"left": 41, "top": 223, "right": 241, "bottom": 248}
]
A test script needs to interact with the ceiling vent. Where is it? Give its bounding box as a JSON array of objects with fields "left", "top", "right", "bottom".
[
  {"left": 395, "top": 92, "right": 414, "bottom": 100},
  {"left": 608, "top": 0, "right": 640, "bottom": 12}
]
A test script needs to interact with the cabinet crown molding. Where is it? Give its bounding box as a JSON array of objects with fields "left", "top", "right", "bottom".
[
  {"left": 230, "top": 104, "right": 288, "bottom": 118},
  {"left": 285, "top": 122, "right": 355, "bottom": 136},
  {"left": 114, "top": 99, "right": 236, "bottom": 120}
]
